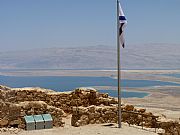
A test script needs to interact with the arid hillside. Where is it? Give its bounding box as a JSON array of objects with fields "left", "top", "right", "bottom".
[{"left": 0, "top": 44, "right": 180, "bottom": 69}]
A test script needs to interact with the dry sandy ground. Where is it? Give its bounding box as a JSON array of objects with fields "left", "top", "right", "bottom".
[
  {"left": 122, "top": 93, "right": 180, "bottom": 121},
  {"left": 121, "top": 85, "right": 180, "bottom": 121},
  {"left": 0, "top": 117, "right": 159, "bottom": 135},
  {"left": 16, "top": 125, "right": 157, "bottom": 135}
]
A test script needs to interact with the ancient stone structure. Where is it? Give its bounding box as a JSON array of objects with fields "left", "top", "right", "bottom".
[
  {"left": 1, "top": 86, "right": 117, "bottom": 112},
  {"left": 0, "top": 85, "right": 180, "bottom": 135},
  {"left": 0, "top": 100, "right": 65, "bottom": 128},
  {"left": 159, "top": 121, "right": 180, "bottom": 135},
  {"left": 71, "top": 105, "right": 158, "bottom": 128},
  {"left": 71, "top": 105, "right": 180, "bottom": 135},
  {"left": 71, "top": 105, "right": 117, "bottom": 127},
  {"left": 0, "top": 86, "right": 117, "bottom": 129}
]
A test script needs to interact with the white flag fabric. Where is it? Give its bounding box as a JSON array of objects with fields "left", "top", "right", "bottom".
[{"left": 119, "top": 1, "right": 127, "bottom": 48}]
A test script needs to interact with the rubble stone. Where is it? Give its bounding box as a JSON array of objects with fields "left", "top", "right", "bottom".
[{"left": 0, "top": 119, "right": 9, "bottom": 127}]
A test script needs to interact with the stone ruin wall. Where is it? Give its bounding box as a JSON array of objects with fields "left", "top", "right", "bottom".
[
  {"left": 71, "top": 105, "right": 180, "bottom": 135},
  {"left": 0, "top": 86, "right": 117, "bottom": 113},
  {"left": 71, "top": 105, "right": 157, "bottom": 128},
  {"left": 0, "top": 85, "right": 180, "bottom": 135},
  {"left": 0, "top": 86, "right": 117, "bottom": 129},
  {"left": 0, "top": 101, "right": 65, "bottom": 129}
]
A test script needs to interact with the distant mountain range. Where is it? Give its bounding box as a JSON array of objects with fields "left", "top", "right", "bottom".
[{"left": 0, "top": 44, "right": 180, "bottom": 70}]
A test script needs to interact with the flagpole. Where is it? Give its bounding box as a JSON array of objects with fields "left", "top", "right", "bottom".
[{"left": 117, "top": 0, "right": 122, "bottom": 128}]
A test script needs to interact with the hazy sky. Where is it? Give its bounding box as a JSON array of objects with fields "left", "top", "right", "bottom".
[{"left": 0, "top": 0, "right": 180, "bottom": 51}]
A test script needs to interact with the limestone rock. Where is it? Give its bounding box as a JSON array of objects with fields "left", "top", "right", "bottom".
[
  {"left": 9, "top": 119, "right": 22, "bottom": 127},
  {"left": 0, "top": 119, "right": 9, "bottom": 127},
  {"left": 79, "top": 115, "right": 89, "bottom": 126},
  {"left": 71, "top": 114, "right": 80, "bottom": 127},
  {"left": 89, "top": 105, "right": 96, "bottom": 113},
  {"left": 138, "top": 108, "right": 146, "bottom": 113},
  {"left": 124, "top": 105, "right": 134, "bottom": 111}
]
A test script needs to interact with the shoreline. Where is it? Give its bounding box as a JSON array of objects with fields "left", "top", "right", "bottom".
[
  {"left": 1, "top": 69, "right": 180, "bottom": 83},
  {"left": 1, "top": 69, "right": 180, "bottom": 75}
]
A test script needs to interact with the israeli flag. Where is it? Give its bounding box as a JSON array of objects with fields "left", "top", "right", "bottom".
[{"left": 119, "top": 1, "right": 127, "bottom": 48}]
